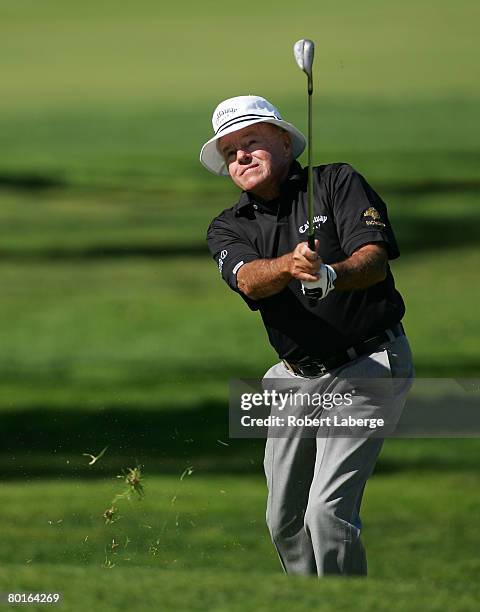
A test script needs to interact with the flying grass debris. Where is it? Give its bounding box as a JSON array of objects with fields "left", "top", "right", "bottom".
[
  {"left": 103, "top": 554, "right": 116, "bottom": 569},
  {"left": 98, "top": 465, "right": 147, "bottom": 568},
  {"left": 110, "top": 539, "right": 119, "bottom": 552},
  {"left": 117, "top": 465, "right": 145, "bottom": 499},
  {"left": 103, "top": 465, "right": 145, "bottom": 524},
  {"left": 103, "top": 506, "right": 119, "bottom": 525},
  {"left": 83, "top": 446, "right": 108, "bottom": 466},
  {"left": 170, "top": 465, "right": 195, "bottom": 504},
  {"left": 180, "top": 466, "right": 194, "bottom": 481}
]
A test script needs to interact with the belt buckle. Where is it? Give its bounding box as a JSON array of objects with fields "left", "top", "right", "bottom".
[{"left": 309, "top": 361, "right": 328, "bottom": 376}]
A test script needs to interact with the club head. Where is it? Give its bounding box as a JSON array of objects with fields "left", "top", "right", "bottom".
[{"left": 294, "top": 39, "right": 315, "bottom": 76}]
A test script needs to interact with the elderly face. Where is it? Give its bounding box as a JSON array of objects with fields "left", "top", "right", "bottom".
[{"left": 218, "top": 123, "right": 292, "bottom": 200}]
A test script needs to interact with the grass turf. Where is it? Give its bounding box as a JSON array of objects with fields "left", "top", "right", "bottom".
[
  {"left": 0, "top": 0, "right": 479, "bottom": 608},
  {"left": 0, "top": 472, "right": 479, "bottom": 611}
]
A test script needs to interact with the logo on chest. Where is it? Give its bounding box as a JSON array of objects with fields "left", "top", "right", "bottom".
[{"left": 298, "top": 215, "right": 327, "bottom": 234}]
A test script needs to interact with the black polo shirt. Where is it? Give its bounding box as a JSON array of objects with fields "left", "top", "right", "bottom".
[{"left": 206, "top": 161, "right": 405, "bottom": 362}]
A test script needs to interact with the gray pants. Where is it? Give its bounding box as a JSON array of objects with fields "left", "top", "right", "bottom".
[{"left": 262, "top": 334, "right": 414, "bottom": 577}]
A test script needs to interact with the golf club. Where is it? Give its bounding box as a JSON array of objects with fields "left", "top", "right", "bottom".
[{"left": 293, "top": 38, "right": 315, "bottom": 252}]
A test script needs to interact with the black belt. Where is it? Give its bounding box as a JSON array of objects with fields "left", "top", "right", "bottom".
[{"left": 283, "top": 323, "right": 405, "bottom": 378}]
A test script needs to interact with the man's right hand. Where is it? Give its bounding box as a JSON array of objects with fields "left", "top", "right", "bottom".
[
  {"left": 237, "top": 240, "right": 321, "bottom": 300},
  {"left": 289, "top": 240, "right": 321, "bottom": 282}
]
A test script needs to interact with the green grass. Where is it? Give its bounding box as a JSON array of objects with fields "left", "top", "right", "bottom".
[
  {"left": 1, "top": 0, "right": 478, "bottom": 113},
  {"left": 2, "top": 566, "right": 478, "bottom": 612},
  {"left": 0, "top": 0, "right": 479, "bottom": 609},
  {"left": 0, "top": 0, "right": 479, "bottom": 188},
  {"left": 0, "top": 472, "right": 479, "bottom": 610}
]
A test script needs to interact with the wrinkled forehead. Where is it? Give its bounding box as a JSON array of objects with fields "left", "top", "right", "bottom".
[{"left": 217, "top": 122, "right": 281, "bottom": 151}]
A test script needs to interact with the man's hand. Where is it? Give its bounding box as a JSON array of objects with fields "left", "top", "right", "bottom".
[
  {"left": 237, "top": 241, "right": 321, "bottom": 300},
  {"left": 301, "top": 265, "right": 337, "bottom": 301},
  {"left": 236, "top": 241, "right": 388, "bottom": 301},
  {"left": 290, "top": 240, "right": 321, "bottom": 282}
]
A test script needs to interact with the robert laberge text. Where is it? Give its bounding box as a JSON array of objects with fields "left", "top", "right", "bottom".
[{"left": 241, "top": 415, "right": 385, "bottom": 429}]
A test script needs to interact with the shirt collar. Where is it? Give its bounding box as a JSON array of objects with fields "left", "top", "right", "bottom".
[{"left": 233, "top": 161, "right": 304, "bottom": 217}]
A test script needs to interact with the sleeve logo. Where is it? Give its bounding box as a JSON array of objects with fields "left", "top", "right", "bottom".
[
  {"left": 362, "top": 207, "right": 386, "bottom": 228},
  {"left": 218, "top": 249, "right": 228, "bottom": 274}
]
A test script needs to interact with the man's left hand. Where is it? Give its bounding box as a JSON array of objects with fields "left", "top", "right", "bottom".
[{"left": 301, "top": 264, "right": 337, "bottom": 301}]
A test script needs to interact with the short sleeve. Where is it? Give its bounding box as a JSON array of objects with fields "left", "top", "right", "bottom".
[
  {"left": 330, "top": 164, "right": 400, "bottom": 259},
  {"left": 206, "top": 214, "right": 261, "bottom": 310}
]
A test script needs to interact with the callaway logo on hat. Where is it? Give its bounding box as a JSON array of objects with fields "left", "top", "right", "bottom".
[{"left": 200, "top": 95, "right": 306, "bottom": 176}]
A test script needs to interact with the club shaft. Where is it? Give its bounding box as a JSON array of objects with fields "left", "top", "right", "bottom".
[{"left": 307, "top": 78, "right": 314, "bottom": 251}]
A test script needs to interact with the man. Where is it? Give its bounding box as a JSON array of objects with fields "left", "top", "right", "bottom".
[{"left": 200, "top": 95, "right": 414, "bottom": 577}]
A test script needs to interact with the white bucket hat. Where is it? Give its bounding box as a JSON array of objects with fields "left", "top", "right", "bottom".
[{"left": 199, "top": 95, "right": 306, "bottom": 176}]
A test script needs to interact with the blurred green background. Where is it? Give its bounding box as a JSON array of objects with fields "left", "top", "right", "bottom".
[{"left": 0, "top": 1, "right": 479, "bottom": 610}]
